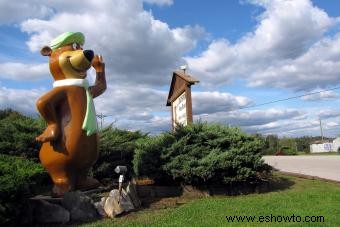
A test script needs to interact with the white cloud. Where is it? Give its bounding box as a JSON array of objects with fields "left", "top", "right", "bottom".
[
  {"left": 0, "top": 0, "right": 204, "bottom": 134},
  {"left": 245, "top": 119, "right": 320, "bottom": 136},
  {"left": 1, "top": 0, "right": 340, "bottom": 137},
  {"left": 0, "top": 86, "right": 43, "bottom": 115},
  {"left": 186, "top": 0, "right": 340, "bottom": 91},
  {"left": 233, "top": 110, "right": 320, "bottom": 136},
  {"left": 248, "top": 34, "right": 340, "bottom": 91},
  {"left": 0, "top": 62, "right": 49, "bottom": 81},
  {"left": 196, "top": 108, "right": 302, "bottom": 127},
  {"left": 318, "top": 109, "right": 340, "bottom": 119},
  {"left": 0, "top": 82, "right": 172, "bottom": 133},
  {"left": 143, "top": 0, "right": 173, "bottom": 6},
  {"left": 2, "top": 81, "right": 339, "bottom": 137},
  {"left": 19, "top": 0, "right": 205, "bottom": 87},
  {"left": 93, "top": 84, "right": 168, "bottom": 117},
  {"left": 192, "top": 91, "right": 251, "bottom": 114},
  {"left": 246, "top": 0, "right": 332, "bottom": 59},
  {"left": 90, "top": 83, "right": 172, "bottom": 133},
  {"left": 119, "top": 115, "right": 171, "bottom": 134},
  {"left": 302, "top": 89, "right": 338, "bottom": 101},
  {"left": 192, "top": 107, "right": 340, "bottom": 137},
  {"left": 0, "top": 1, "right": 53, "bottom": 25},
  {"left": 325, "top": 121, "right": 339, "bottom": 128},
  {"left": 232, "top": 109, "right": 303, "bottom": 127}
]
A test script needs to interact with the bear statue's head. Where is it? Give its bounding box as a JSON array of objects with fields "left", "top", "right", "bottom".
[{"left": 40, "top": 32, "right": 94, "bottom": 81}]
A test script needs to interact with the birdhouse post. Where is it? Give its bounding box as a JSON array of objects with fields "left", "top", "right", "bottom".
[{"left": 166, "top": 70, "right": 199, "bottom": 130}]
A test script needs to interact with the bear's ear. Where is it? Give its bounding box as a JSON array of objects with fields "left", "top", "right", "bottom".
[{"left": 40, "top": 46, "right": 52, "bottom": 56}]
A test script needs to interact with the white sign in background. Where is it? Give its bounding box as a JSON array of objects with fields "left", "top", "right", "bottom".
[{"left": 172, "top": 92, "right": 187, "bottom": 127}]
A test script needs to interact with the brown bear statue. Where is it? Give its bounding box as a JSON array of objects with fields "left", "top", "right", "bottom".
[{"left": 36, "top": 32, "right": 107, "bottom": 197}]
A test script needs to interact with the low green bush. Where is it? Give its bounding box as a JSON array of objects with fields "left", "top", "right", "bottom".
[
  {"left": 0, "top": 109, "right": 44, "bottom": 161},
  {"left": 133, "top": 123, "right": 271, "bottom": 185},
  {"left": 0, "top": 154, "right": 49, "bottom": 225},
  {"left": 93, "top": 127, "right": 147, "bottom": 181},
  {"left": 133, "top": 134, "right": 173, "bottom": 181}
]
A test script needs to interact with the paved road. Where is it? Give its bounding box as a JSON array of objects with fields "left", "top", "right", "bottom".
[{"left": 263, "top": 156, "right": 340, "bottom": 182}]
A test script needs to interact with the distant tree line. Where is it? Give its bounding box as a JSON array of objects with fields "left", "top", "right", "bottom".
[{"left": 257, "top": 134, "right": 334, "bottom": 155}]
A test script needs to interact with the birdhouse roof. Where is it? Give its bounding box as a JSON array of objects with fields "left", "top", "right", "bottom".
[{"left": 166, "top": 70, "right": 199, "bottom": 106}]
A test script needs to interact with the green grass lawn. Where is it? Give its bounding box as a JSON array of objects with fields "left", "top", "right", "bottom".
[{"left": 84, "top": 174, "right": 340, "bottom": 227}]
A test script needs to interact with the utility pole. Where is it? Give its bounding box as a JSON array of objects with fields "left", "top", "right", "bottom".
[
  {"left": 319, "top": 117, "right": 324, "bottom": 142},
  {"left": 96, "top": 112, "right": 111, "bottom": 130}
]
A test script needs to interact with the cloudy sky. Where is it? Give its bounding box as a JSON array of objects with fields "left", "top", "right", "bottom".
[{"left": 0, "top": 0, "right": 340, "bottom": 137}]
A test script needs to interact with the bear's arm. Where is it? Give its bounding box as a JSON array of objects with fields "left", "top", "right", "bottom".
[
  {"left": 36, "top": 87, "right": 66, "bottom": 125},
  {"left": 89, "top": 71, "right": 107, "bottom": 98}
]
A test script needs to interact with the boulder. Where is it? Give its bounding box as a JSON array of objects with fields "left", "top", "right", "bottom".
[
  {"left": 94, "top": 197, "right": 108, "bottom": 217},
  {"left": 104, "top": 196, "right": 124, "bottom": 218},
  {"left": 109, "top": 189, "right": 135, "bottom": 211},
  {"left": 126, "top": 181, "right": 141, "bottom": 208},
  {"left": 34, "top": 199, "right": 70, "bottom": 224},
  {"left": 62, "top": 191, "right": 98, "bottom": 222},
  {"left": 103, "top": 189, "right": 135, "bottom": 218}
]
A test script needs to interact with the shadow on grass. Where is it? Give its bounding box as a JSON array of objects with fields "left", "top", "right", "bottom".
[
  {"left": 265, "top": 173, "right": 295, "bottom": 193},
  {"left": 133, "top": 172, "right": 295, "bottom": 213},
  {"left": 184, "top": 175, "right": 295, "bottom": 197}
]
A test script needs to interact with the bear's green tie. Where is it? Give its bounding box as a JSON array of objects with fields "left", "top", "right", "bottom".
[{"left": 53, "top": 78, "right": 98, "bottom": 136}]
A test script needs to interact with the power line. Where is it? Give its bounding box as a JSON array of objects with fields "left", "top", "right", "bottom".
[{"left": 238, "top": 86, "right": 340, "bottom": 110}]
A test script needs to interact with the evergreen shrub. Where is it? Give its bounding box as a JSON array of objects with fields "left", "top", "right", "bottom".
[
  {"left": 0, "top": 154, "right": 48, "bottom": 225},
  {"left": 93, "top": 126, "right": 147, "bottom": 181},
  {"left": 0, "top": 109, "right": 44, "bottom": 161},
  {"left": 133, "top": 123, "right": 271, "bottom": 185}
]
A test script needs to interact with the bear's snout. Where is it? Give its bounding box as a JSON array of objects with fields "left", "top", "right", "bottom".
[
  {"left": 68, "top": 50, "right": 92, "bottom": 72},
  {"left": 57, "top": 49, "right": 94, "bottom": 79},
  {"left": 83, "top": 50, "right": 94, "bottom": 62}
]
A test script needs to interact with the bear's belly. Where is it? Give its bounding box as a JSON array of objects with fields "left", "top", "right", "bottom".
[{"left": 40, "top": 87, "right": 99, "bottom": 171}]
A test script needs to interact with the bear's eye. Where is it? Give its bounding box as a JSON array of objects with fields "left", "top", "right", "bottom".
[{"left": 72, "top": 43, "right": 77, "bottom": 50}]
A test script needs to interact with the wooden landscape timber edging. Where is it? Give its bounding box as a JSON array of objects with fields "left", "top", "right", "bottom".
[
  {"left": 137, "top": 185, "right": 183, "bottom": 198},
  {"left": 135, "top": 181, "right": 272, "bottom": 199},
  {"left": 277, "top": 170, "right": 340, "bottom": 184}
]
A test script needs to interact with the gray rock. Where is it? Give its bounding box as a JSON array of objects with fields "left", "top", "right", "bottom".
[
  {"left": 94, "top": 197, "right": 108, "bottom": 217},
  {"left": 104, "top": 189, "right": 135, "bottom": 218},
  {"left": 34, "top": 199, "right": 70, "bottom": 224},
  {"left": 62, "top": 191, "right": 98, "bottom": 222},
  {"left": 104, "top": 196, "right": 124, "bottom": 218},
  {"left": 109, "top": 189, "right": 134, "bottom": 211},
  {"left": 126, "top": 181, "right": 141, "bottom": 208}
]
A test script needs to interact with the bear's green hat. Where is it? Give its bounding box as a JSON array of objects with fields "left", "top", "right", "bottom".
[{"left": 50, "top": 32, "right": 85, "bottom": 50}]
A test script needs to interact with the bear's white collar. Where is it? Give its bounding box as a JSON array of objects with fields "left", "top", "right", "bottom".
[{"left": 53, "top": 78, "right": 89, "bottom": 88}]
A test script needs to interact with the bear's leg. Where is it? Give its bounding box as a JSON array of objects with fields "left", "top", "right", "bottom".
[
  {"left": 51, "top": 173, "right": 74, "bottom": 197},
  {"left": 40, "top": 143, "right": 75, "bottom": 197}
]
